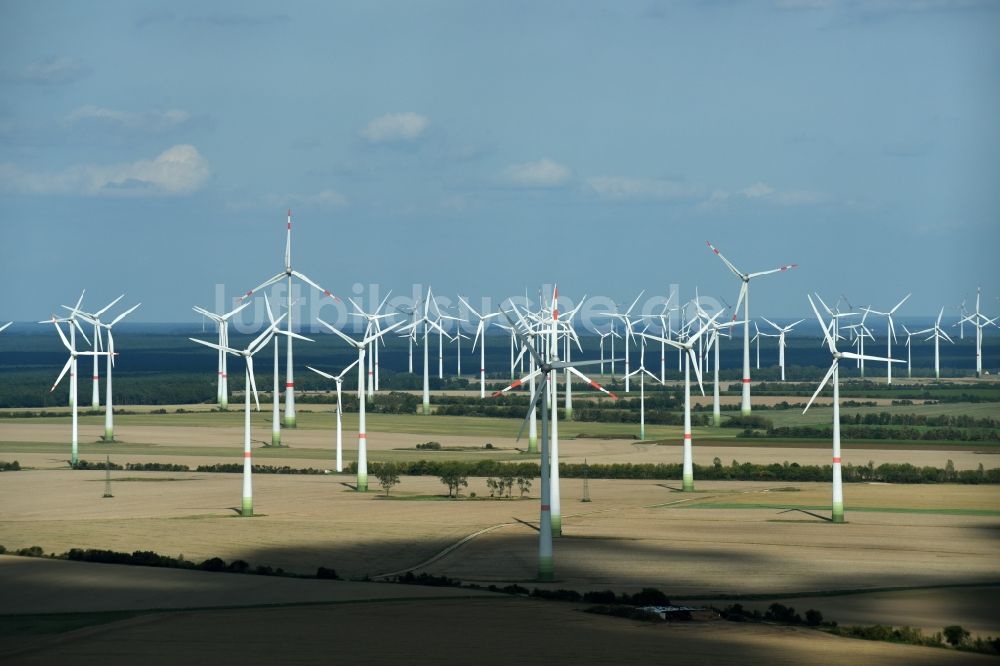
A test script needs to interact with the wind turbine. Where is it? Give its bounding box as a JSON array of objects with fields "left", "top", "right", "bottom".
[
  {"left": 751, "top": 322, "right": 775, "bottom": 370},
  {"left": 192, "top": 300, "right": 252, "bottom": 409},
  {"left": 50, "top": 291, "right": 90, "bottom": 408},
  {"left": 914, "top": 308, "right": 953, "bottom": 379},
  {"left": 494, "top": 290, "right": 617, "bottom": 543},
  {"left": 901, "top": 324, "right": 914, "bottom": 378},
  {"left": 760, "top": 317, "right": 805, "bottom": 382},
  {"left": 706, "top": 241, "right": 797, "bottom": 415},
  {"left": 861, "top": 293, "right": 911, "bottom": 385},
  {"left": 0, "top": 322, "right": 10, "bottom": 334},
  {"left": 560, "top": 297, "right": 586, "bottom": 421},
  {"left": 412, "top": 287, "right": 450, "bottom": 415},
  {"left": 642, "top": 310, "right": 720, "bottom": 491},
  {"left": 624, "top": 335, "right": 659, "bottom": 441},
  {"left": 598, "top": 325, "right": 620, "bottom": 377},
  {"left": 317, "top": 318, "right": 404, "bottom": 491},
  {"left": 239, "top": 210, "right": 339, "bottom": 428},
  {"left": 65, "top": 294, "right": 122, "bottom": 409},
  {"left": 76, "top": 302, "right": 141, "bottom": 442},
  {"left": 656, "top": 296, "right": 678, "bottom": 383},
  {"left": 814, "top": 294, "right": 856, "bottom": 343},
  {"left": 701, "top": 308, "right": 742, "bottom": 427},
  {"left": 612, "top": 291, "right": 645, "bottom": 393},
  {"left": 348, "top": 293, "right": 396, "bottom": 398},
  {"left": 460, "top": 296, "right": 500, "bottom": 399},
  {"left": 45, "top": 317, "right": 110, "bottom": 466},
  {"left": 958, "top": 288, "right": 998, "bottom": 377},
  {"left": 307, "top": 358, "right": 360, "bottom": 473},
  {"left": 803, "top": 295, "right": 901, "bottom": 523},
  {"left": 190, "top": 296, "right": 310, "bottom": 517}
]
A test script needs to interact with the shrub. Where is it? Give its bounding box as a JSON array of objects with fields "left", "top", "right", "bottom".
[
  {"left": 944, "top": 625, "right": 970, "bottom": 647},
  {"left": 316, "top": 566, "right": 340, "bottom": 580}
]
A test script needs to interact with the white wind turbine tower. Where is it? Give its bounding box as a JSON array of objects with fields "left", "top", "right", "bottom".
[
  {"left": 317, "top": 318, "right": 403, "bottom": 492},
  {"left": 706, "top": 241, "right": 797, "bottom": 415},
  {"left": 915, "top": 308, "right": 953, "bottom": 379},
  {"left": 460, "top": 296, "right": 500, "bottom": 399},
  {"left": 613, "top": 291, "right": 645, "bottom": 393},
  {"left": 413, "top": 287, "right": 450, "bottom": 415},
  {"left": 760, "top": 317, "right": 805, "bottom": 382},
  {"left": 642, "top": 311, "right": 721, "bottom": 492},
  {"left": 494, "top": 288, "right": 617, "bottom": 539},
  {"left": 191, "top": 296, "right": 309, "bottom": 517},
  {"left": 958, "top": 288, "right": 998, "bottom": 377},
  {"left": 307, "top": 358, "right": 360, "bottom": 473},
  {"left": 752, "top": 321, "right": 777, "bottom": 370},
  {"left": 66, "top": 294, "right": 122, "bottom": 409},
  {"left": 861, "top": 293, "right": 910, "bottom": 385},
  {"left": 624, "top": 334, "right": 659, "bottom": 441},
  {"left": 192, "top": 300, "right": 252, "bottom": 410},
  {"left": 45, "top": 317, "right": 110, "bottom": 466},
  {"left": 803, "top": 295, "right": 901, "bottom": 523},
  {"left": 76, "top": 302, "right": 141, "bottom": 442},
  {"left": 240, "top": 210, "right": 339, "bottom": 429}
]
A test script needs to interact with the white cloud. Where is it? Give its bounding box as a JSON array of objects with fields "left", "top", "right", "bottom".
[
  {"left": 0, "top": 145, "right": 210, "bottom": 196},
  {"left": 360, "top": 112, "right": 429, "bottom": 143},
  {"left": 502, "top": 158, "right": 572, "bottom": 188},
  {"left": 256, "top": 189, "right": 348, "bottom": 210},
  {"left": 65, "top": 105, "right": 192, "bottom": 132},
  {"left": 705, "top": 181, "right": 828, "bottom": 208},
  {"left": 586, "top": 176, "right": 703, "bottom": 201},
  {"left": 301, "top": 189, "right": 348, "bottom": 207},
  {"left": 16, "top": 56, "right": 88, "bottom": 84}
]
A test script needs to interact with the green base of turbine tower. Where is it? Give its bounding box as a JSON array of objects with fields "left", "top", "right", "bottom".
[
  {"left": 271, "top": 434, "right": 282, "bottom": 447},
  {"left": 712, "top": 414, "right": 721, "bottom": 427},
  {"left": 551, "top": 516, "right": 562, "bottom": 537},
  {"left": 682, "top": 477, "right": 694, "bottom": 492},
  {"left": 422, "top": 403, "right": 430, "bottom": 416},
  {"left": 357, "top": 478, "right": 368, "bottom": 492},
  {"left": 241, "top": 499, "right": 253, "bottom": 517},
  {"left": 538, "top": 557, "right": 554, "bottom": 582},
  {"left": 283, "top": 418, "right": 296, "bottom": 428},
  {"left": 832, "top": 503, "right": 844, "bottom": 524},
  {"left": 527, "top": 435, "right": 538, "bottom": 454}
]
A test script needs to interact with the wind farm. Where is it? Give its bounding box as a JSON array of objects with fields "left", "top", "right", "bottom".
[{"left": 2, "top": 3, "right": 999, "bottom": 664}]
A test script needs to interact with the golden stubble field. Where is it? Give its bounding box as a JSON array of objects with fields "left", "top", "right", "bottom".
[{"left": 1, "top": 470, "right": 997, "bottom": 621}]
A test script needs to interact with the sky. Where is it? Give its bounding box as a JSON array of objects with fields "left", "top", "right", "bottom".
[{"left": 1, "top": 0, "right": 998, "bottom": 326}]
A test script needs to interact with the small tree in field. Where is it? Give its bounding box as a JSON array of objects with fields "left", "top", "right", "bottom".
[
  {"left": 439, "top": 464, "right": 468, "bottom": 498},
  {"left": 500, "top": 473, "right": 515, "bottom": 498},
  {"left": 517, "top": 476, "right": 532, "bottom": 497},
  {"left": 376, "top": 462, "right": 400, "bottom": 496}
]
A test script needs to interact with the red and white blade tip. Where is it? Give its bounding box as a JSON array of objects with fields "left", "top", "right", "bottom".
[{"left": 706, "top": 240, "right": 719, "bottom": 254}]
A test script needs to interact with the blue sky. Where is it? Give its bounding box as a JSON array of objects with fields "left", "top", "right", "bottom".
[{"left": 1, "top": 0, "right": 998, "bottom": 324}]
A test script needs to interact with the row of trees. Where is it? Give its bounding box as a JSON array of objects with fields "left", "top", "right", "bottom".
[{"left": 743, "top": 424, "right": 1000, "bottom": 442}]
